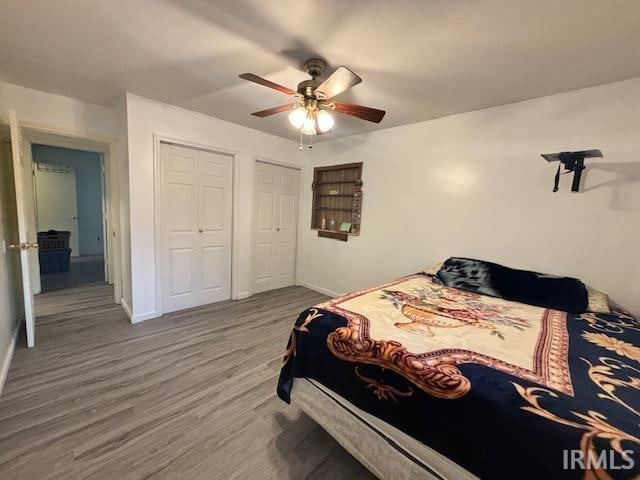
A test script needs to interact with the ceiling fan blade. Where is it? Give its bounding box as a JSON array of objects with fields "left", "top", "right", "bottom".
[
  {"left": 239, "top": 73, "right": 296, "bottom": 96},
  {"left": 331, "top": 100, "right": 386, "bottom": 123},
  {"left": 315, "top": 67, "right": 362, "bottom": 99},
  {"left": 251, "top": 104, "right": 297, "bottom": 117}
]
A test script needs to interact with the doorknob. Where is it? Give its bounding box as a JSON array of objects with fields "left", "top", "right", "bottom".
[
  {"left": 198, "top": 228, "right": 203, "bottom": 233},
  {"left": 71, "top": 216, "right": 77, "bottom": 220},
  {"left": 276, "top": 227, "right": 280, "bottom": 231}
]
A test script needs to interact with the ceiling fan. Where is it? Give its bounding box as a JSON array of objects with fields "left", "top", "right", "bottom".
[{"left": 239, "top": 58, "right": 386, "bottom": 140}]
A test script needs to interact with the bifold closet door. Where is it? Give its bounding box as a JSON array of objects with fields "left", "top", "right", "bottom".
[
  {"left": 253, "top": 162, "right": 300, "bottom": 294},
  {"left": 160, "top": 143, "right": 232, "bottom": 313}
]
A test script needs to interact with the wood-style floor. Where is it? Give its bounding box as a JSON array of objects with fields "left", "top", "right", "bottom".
[
  {"left": 0, "top": 283, "right": 374, "bottom": 479},
  {"left": 40, "top": 255, "right": 105, "bottom": 293}
]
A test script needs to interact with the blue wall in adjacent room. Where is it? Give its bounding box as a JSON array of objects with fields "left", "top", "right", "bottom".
[{"left": 31, "top": 144, "right": 104, "bottom": 256}]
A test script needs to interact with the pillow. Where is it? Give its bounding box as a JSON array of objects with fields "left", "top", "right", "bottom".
[
  {"left": 423, "top": 261, "right": 445, "bottom": 276},
  {"left": 586, "top": 286, "right": 610, "bottom": 314},
  {"left": 434, "top": 257, "right": 589, "bottom": 313}
]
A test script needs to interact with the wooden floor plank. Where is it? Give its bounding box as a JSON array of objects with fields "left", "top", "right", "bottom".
[{"left": 0, "top": 283, "right": 374, "bottom": 479}]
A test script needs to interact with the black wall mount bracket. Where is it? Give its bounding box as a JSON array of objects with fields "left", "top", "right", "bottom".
[{"left": 541, "top": 149, "right": 603, "bottom": 192}]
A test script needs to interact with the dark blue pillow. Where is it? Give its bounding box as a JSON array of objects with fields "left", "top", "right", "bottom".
[{"left": 434, "top": 257, "right": 589, "bottom": 313}]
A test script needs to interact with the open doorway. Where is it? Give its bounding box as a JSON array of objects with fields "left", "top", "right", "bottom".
[
  {"left": 31, "top": 145, "right": 106, "bottom": 292},
  {"left": 2, "top": 112, "right": 122, "bottom": 348}
]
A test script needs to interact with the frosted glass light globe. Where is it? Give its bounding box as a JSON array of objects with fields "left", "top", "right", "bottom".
[
  {"left": 288, "top": 106, "right": 307, "bottom": 129},
  {"left": 316, "top": 110, "right": 335, "bottom": 133},
  {"left": 301, "top": 115, "right": 317, "bottom": 135}
]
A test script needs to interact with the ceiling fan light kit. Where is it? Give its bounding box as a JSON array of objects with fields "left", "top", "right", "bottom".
[
  {"left": 288, "top": 99, "right": 335, "bottom": 135},
  {"left": 239, "top": 57, "right": 386, "bottom": 149}
]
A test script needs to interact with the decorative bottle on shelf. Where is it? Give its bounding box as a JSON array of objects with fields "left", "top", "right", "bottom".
[
  {"left": 329, "top": 218, "right": 336, "bottom": 230},
  {"left": 321, "top": 217, "right": 327, "bottom": 230}
]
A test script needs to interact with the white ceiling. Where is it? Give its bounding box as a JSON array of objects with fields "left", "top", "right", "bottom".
[{"left": 1, "top": 0, "right": 640, "bottom": 141}]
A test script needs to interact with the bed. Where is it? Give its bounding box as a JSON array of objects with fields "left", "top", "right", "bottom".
[{"left": 277, "top": 263, "right": 640, "bottom": 479}]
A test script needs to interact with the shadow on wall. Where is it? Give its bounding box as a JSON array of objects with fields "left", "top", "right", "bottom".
[{"left": 582, "top": 162, "right": 640, "bottom": 211}]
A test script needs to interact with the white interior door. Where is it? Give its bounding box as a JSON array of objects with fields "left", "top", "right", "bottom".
[
  {"left": 34, "top": 164, "right": 80, "bottom": 257},
  {"left": 9, "top": 110, "right": 37, "bottom": 347},
  {"left": 101, "top": 158, "right": 109, "bottom": 282},
  {"left": 160, "top": 143, "right": 232, "bottom": 314},
  {"left": 253, "top": 162, "right": 300, "bottom": 294},
  {"left": 198, "top": 149, "right": 233, "bottom": 305}
]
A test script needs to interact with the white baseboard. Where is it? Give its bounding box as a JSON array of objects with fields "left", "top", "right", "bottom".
[
  {"left": 120, "top": 298, "right": 132, "bottom": 319},
  {"left": 0, "top": 325, "right": 19, "bottom": 398},
  {"left": 234, "top": 291, "right": 250, "bottom": 300},
  {"left": 131, "top": 310, "right": 159, "bottom": 324},
  {"left": 122, "top": 298, "right": 158, "bottom": 324},
  {"left": 298, "top": 282, "right": 341, "bottom": 298}
]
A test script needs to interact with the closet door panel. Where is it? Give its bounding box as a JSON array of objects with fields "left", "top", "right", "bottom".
[
  {"left": 160, "top": 143, "right": 232, "bottom": 313},
  {"left": 169, "top": 248, "right": 195, "bottom": 295},
  {"left": 254, "top": 242, "right": 274, "bottom": 286},
  {"left": 167, "top": 183, "right": 197, "bottom": 233},
  {"left": 198, "top": 150, "right": 232, "bottom": 304},
  {"left": 201, "top": 245, "right": 223, "bottom": 291},
  {"left": 252, "top": 162, "right": 300, "bottom": 293},
  {"left": 274, "top": 171, "right": 299, "bottom": 289},
  {"left": 200, "top": 186, "right": 224, "bottom": 231},
  {"left": 160, "top": 144, "right": 200, "bottom": 313},
  {"left": 253, "top": 164, "right": 278, "bottom": 293}
]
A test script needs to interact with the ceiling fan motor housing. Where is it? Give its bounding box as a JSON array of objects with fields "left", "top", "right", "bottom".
[
  {"left": 303, "top": 58, "right": 327, "bottom": 78},
  {"left": 298, "top": 58, "right": 327, "bottom": 99}
]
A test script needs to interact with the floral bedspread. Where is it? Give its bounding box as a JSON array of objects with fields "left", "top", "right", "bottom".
[{"left": 277, "top": 274, "right": 640, "bottom": 479}]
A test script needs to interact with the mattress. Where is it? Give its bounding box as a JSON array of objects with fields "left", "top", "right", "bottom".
[{"left": 291, "top": 377, "right": 477, "bottom": 480}]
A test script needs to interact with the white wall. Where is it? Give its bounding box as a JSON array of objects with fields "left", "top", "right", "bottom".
[
  {"left": 299, "top": 78, "right": 640, "bottom": 316},
  {"left": 115, "top": 96, "right": 132, "bottom": 314},
  {"left": 0, "top": 139, "right": 22, "bottom": 393},
  {"left": 125, "top": 93, "right": 303, "bottom": 321},
  {"left": 0, "top": 81, "right": 116, "bottom": 140}
]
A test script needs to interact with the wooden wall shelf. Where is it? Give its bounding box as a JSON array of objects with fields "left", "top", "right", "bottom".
[
  {"left": 311, "top": 162, "right": 363, "bottom": 240},
  {"left": 315, "top": 207, "right": 353, "bottom": 211},
  {"left": 316, "top": 194, "right": 355, "bottom": 198},
  {"left": 314, "top": 180, "right": 357, "bottom": 185},
  {"left": 317, "top": 230, "right": 349, "bottom": 241}
]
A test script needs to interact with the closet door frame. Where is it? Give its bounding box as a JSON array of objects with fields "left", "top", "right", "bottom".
[
  {"left": 250, "top": 156, "right": 302, "bottom": 297},
  {"left": 153, "top": 134, "right": 236, "bottom": 316}
]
